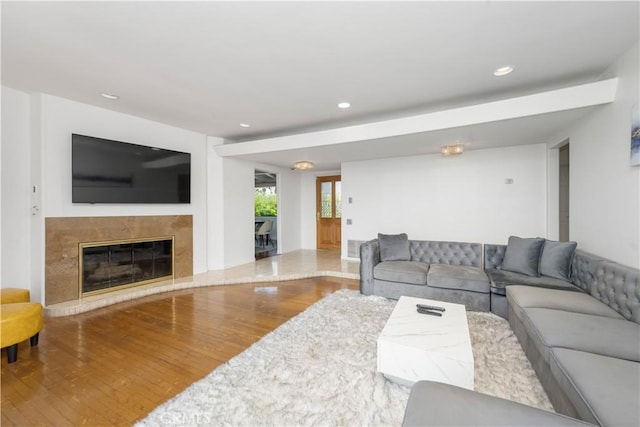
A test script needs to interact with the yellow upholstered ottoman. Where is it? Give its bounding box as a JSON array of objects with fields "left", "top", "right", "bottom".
[
  {"left": 1, "top": 302, "right": 43, "bottom": 363},
  {"left": 0, "top": 288, "right": 31, "bottom": 304}
]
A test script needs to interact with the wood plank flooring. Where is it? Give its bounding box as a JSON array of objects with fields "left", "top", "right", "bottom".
[{"left": 1, "top": 277, "right": 359, "bottom": 426}]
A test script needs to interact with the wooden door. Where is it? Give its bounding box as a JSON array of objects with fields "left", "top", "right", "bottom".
[{"left": 316, "top": 175, "right": 342, "bottom": 250}]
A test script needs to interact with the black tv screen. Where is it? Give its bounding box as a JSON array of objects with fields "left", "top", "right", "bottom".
[{"left": 72, "top": 134, "right": 191, "bottom": 204}]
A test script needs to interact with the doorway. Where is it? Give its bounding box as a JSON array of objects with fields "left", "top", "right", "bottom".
[
  {"left": 255, "top": 170, "right": 277, "bottom": 259},
  {"left": 316, "top": 175, "right": 342, "bottom": 250},
  {"left": 559, "top": 144, "right": 570, "bottom": 242}
]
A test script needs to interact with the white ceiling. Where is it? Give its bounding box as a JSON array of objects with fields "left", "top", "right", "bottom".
[{"left": 2, "top": 1, "right": 639, "bottom": 170}]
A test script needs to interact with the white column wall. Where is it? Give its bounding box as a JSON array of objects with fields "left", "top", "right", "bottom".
[
  {"left": 1, "top": 87, "right": 32, "bottom": 290},
  {"left": 30, "top": 94, "right": 45, "bottom": 302},
  {"left": 564, "top": 42, "right": 640, "bottom": 267},
  {"left": 277, "top": 168, "right": 302, "bottom": 254},
  {"left": 221, "top": 158, "right": 255, "bottom": 268},
  {"left": 300, "top": 173, "right": 317, "bottom": 249},
  {"left": 206, "top": 136, "right": 225, "bottom": 270},
  {"left": 341, "top": 144, "right": 548, "bottom": 259}
]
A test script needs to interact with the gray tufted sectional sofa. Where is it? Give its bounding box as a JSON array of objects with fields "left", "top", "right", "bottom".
[
  {"left": 400, "top": 248, "right": 640, "bottom": 426},
  {"left": 359, "top": 238, "right": 491, "bottom": 311}
]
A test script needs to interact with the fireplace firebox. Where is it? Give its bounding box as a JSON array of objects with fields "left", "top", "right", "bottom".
[{"left": 79, "top": 237, "right": 174, "bottom": 296}]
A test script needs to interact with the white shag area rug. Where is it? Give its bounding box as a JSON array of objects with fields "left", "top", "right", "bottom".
[{"left": 137, "top": 289, "right": 552, "bottom": 426}]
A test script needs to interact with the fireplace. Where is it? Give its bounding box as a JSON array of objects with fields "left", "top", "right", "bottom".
[
  {"left": 79, "top": 237, "right": 174, "bottom": 296},
  {"left": 45, "top": 215, "right": 193, "bottom": 305}
]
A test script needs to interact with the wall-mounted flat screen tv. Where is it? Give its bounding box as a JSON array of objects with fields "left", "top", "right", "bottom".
[{"left": 72, "top": 134, "right": 191, "bottom": 204}]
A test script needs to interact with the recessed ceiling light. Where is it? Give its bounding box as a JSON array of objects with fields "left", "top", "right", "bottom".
[
  {"left": 337, "top": 102, "right": 351, "bottom": 109},
  {"left": 240, "top": 123, "right": 251, "bottom": 128},
  {"left": 493, "top": 66, "right": 514, "bottom": 77},
  {"left": 100, "top": 92, "right": 119, "bottom": 100}
]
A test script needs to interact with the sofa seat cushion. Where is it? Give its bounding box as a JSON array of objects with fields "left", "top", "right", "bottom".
[
  {"left": 486, "top": 269, "right": 579, "bottom": 296},
  {"left": 427, "top": 264, "right": 490, "bottom": 293},
  {"left": 373, "top": 261, "right": 429, "bottom": 285},
  {"left": 507, "top": 286, "right": 623, "bottom": 319},
  {"left": 522, "top": 308, "right": 640, "bottom": 362},
  {"left": 549, "top": 348, "right": 640, "bottom": 427}
]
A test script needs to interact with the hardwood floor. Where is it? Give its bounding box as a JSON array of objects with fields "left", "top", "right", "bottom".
[{"left": 1, "top": 277, "right": 359, "bottom": 426}]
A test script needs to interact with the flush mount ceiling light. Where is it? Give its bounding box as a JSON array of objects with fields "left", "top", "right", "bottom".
[
  {"left": 100, "top": 92, "right": 119, "bottom": 100},
  {"left": 293, "top": 161, "right": 314, "bottom": 170},
  {"left": 441, "top": 144, "right": 464, "bottom": 156},
  {"left": 337, "top": 102, "right": 351, "bottom": 109},
  {"left": 493, "top": 66, "right": 514, "bottom": 77},
  {"left": 240, "top": 123, "right": 251, "bottom": 128}
]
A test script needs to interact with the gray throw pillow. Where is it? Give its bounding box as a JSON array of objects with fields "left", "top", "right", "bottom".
[
  {"left": 378, "top": 233, "right": 411, "bottom": 262},
  {"left": 501, "top": 236, "right": 545, "bottom": 277},
  {"left": 539, "top": 240, "right": 577, "bottom": 281}
]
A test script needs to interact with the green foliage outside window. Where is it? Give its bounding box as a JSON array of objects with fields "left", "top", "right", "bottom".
[{"left": 255, "top": 188, "right": 277, "bottom": 216}]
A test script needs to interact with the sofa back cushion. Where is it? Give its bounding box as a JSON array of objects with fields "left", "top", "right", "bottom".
[
  {"left": 378, "top": 233, "right": 411, "bottom": 261},
  {"left": 501, "top": 236, "right": 545, "bottom": 277},
  {"left": 409, "top": 241, "right": 481, "bottom": 267},
  {"left": 539, "top": 240, "right": 577, "bottom": 281},
  {"left": 484, "top": 244, "right": 506, "bottom": 270},
  {"left": 591, "top": 260, "right": 640, "bottom": 324}
]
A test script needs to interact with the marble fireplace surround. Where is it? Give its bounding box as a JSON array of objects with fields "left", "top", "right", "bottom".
[{"left": 45, "top": 215, "right": 193, "bottom": 305}]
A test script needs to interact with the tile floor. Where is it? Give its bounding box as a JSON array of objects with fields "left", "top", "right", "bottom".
[{"left": 45, "top": 249, "right": 360, "bottom": 317}]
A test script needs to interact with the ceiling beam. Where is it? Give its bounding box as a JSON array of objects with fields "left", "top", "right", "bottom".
[{"left": 215, "top": 78, "right": 618, "bottom": 158}]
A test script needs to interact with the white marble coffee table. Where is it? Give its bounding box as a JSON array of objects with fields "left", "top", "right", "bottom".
[{"left": 377, "top": 296, "right": 474, "bottom": 389}]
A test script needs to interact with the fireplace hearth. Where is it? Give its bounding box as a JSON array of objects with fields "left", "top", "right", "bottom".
[{"left": 80, "top": 237, "right": 174, "bottom": 296}]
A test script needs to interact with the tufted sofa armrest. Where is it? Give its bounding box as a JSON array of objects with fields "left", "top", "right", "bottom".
[
  {"left": 484, "top": 244, "right": 506, "bottom": 270},
  {"left": 409, "top": 241, "right": 482, "bottom": 268},
  {"left": 591, "top": 260, "right": 640, "bottom": 324},
  {"left": 359, "top": 239, "right": 380, "bottom": 295}
]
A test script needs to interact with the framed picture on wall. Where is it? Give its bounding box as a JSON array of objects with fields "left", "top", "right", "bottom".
[{"left": 632, "top": 104, "right": 640, "bottom": 167}]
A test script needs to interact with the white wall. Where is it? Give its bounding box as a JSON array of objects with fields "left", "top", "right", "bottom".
[
  {"left": 341, "top": 144, "right": 548, "bottom": 258},
  {"left": 207, "top": 154, "right": 303, "bottom": 269},
  {"left": 564, "top": 42, "right": 640, "bottom": 267},
  {"left": 2, "top": 90, "right": 305, "bottom": 297},
  {"left": 1, "top": 87, "right": 32, "bottom": 289},
  {"left": 1, "top": 89, "right": 212, "bottom": 302},
  {"left": 36, "top": 94, "right": 209, "bottom": 275}
]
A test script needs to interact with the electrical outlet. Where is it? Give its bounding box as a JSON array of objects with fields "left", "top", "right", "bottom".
[
  {"left": 346, "top": 219, "right": 353, "bottom": 225},
  {"left": 505, "top": 178, "right": 514, "bottom": 184}
]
